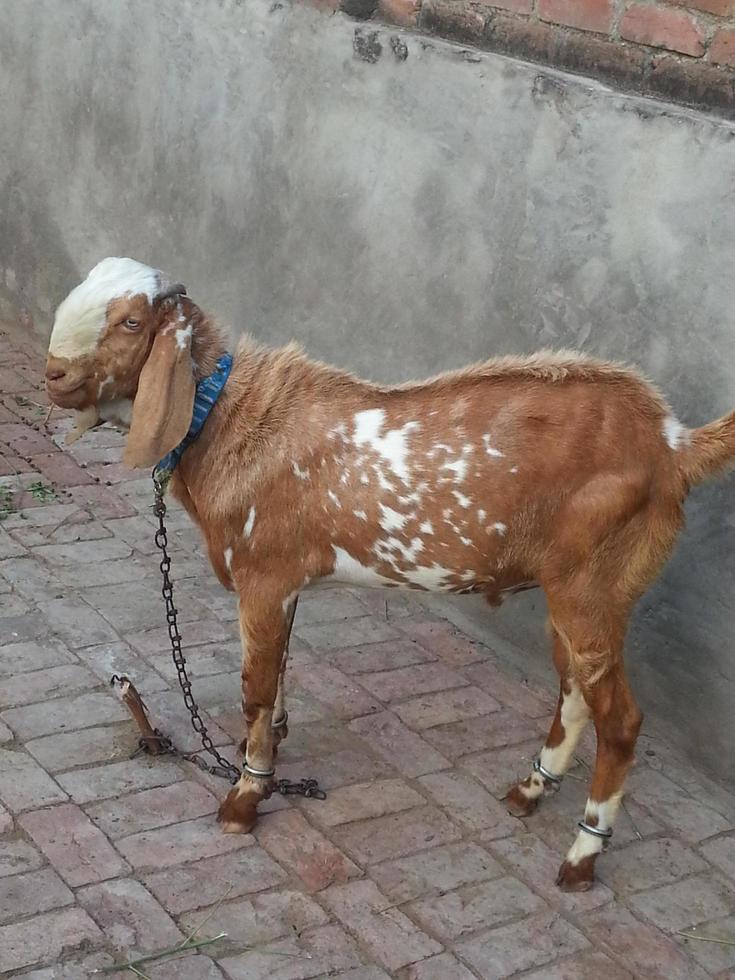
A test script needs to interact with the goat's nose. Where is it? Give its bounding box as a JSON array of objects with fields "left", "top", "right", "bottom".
[{"left": 45, "top": 366, "right": 67, "bottom": 381}]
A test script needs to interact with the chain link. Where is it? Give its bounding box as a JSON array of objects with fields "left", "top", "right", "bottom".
[{"left": 149, "top": 475, "right": 325, "bottom": 799}]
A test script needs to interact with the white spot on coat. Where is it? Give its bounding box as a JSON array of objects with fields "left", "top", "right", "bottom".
[
  {"left": 482, "top": 434, "right": 504, "bottom": 458},
  {"left": 328, "top": 546, "right": 400, "bottom": 588},
  {"left": 354, "top": 510, "right": 368, "bottom": 521},
  {"left": 443, "top": 458, "right": 468, "bottom": 482},
  {"left": 663, "top": 416, "right": 689, "bottom": 450},
  {"left": 353, "top": 410, "right": 419, "bottom": 483},
  {"left": 353, "top": 409, "right": 385, "bottom": 446},
  {"left": 327, "top": 490, "right": 341, "bottom": 508},
  {"left": 379, "top": 504, "right": 407, "bottom": 532},
  {"left": 452, "top": 491, "right": 471, "bottom": 508},
  {"left": 401, "top": 564, "right": 454, "bottom": 590},
  {"left": 292, "top": 461, "right": 309, "bottom": 480},
  {"left": 243, "top": 507, "right": 256, "bottom": 538},
  {"left": 420, "top": 521, "right": 433, "bottom": 535},
  {"left": 223, "top": 547, "right": 233, "bottom": 571},
  {"left": 491, "top": 522, "right": 507, "bottom": 535},
  {"left": 175, "top": 323, "right": 193, "bottom": 350}
]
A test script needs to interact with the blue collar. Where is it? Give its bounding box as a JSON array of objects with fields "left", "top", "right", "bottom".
[{"left": 154, "top": 352, "right": 233, "bottom": 485}]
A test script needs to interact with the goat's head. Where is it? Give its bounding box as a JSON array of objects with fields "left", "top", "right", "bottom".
[{"left": 45, "top": 256, "right": 196, "bottom": 468}]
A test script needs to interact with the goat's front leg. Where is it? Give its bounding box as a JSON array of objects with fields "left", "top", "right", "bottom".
[
  {"left": 217, "top": 587, "right": 291, "bottom": 833},
  {"left": 238, "top": 596, "right": 296, "bottom": 756}
]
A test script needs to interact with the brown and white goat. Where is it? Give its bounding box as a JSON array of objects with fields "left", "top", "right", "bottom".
[{"left": 45, "top": 257, "right": 735, "bottom": 890}]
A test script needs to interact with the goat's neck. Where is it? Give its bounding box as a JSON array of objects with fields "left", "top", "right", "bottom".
[{"left": 190, "top": 311, "right": 228, "bottom": 382}]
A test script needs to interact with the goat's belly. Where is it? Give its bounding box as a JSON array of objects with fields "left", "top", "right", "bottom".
[{"left": 321, "top": 544, "right": 523, "bottom": 597}]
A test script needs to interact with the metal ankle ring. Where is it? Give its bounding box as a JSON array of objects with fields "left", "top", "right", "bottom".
[
  {"left": 577, "top": 820, "right": 613, "bottom": 839},
  {"left": 533, "top": 758, "right": 563, "bottom": 785},
  {"left": 243, "top": 762, "right": 275, "bottom": 779},
  {"left": 271, "top": 711, "right": 288, "bottom": 730}
]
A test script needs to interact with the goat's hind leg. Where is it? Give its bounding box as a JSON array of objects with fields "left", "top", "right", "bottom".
[
  {"left": 556, "top": 660, "right": 642, "bottom": 891},
  {"left": 505, "top": 626, "right": 590, "bottom": 817}
]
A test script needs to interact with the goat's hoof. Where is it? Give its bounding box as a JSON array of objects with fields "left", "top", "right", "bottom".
[
  {"left": 216, "top": 787, "right": 260, "bottom": 834},
  {"left": 504, "top": 785, "right": 539, "bottom": 818},
  {"left": 556, "top": 857, "right": 595, "bottom": 892}
]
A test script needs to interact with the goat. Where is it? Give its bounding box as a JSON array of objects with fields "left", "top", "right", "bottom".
[{"left": 44, "top": 257, "right": 735, "bottom": 891}]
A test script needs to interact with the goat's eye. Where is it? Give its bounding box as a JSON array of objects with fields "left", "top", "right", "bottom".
[{"left": 124, "top": 318, "right": 141, "bottom": 331}]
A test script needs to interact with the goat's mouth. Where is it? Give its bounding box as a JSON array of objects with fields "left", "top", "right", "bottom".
[{"left": 45, "top": 376, "right": 91, "bottom": 408}]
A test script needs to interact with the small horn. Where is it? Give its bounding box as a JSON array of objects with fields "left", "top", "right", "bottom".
[{"left": 155, "top": 273, "right": 187, "bottom": 302}]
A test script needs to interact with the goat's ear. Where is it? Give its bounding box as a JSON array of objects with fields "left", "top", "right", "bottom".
[{"left": 123, "top": 321, "right": 195, "bottom": 469}]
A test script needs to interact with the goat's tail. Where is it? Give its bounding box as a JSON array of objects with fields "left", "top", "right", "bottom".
[{"left": 679, "top": 410, "right": 735, "bottom": 486}]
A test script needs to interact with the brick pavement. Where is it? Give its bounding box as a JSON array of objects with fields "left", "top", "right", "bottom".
[{"left": 2, "top": 323, "right": 735, "bottom": 978}]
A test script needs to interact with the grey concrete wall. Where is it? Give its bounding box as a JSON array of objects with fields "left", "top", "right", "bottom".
[{"left": 2, "top": 0, "right": 735, "bottom": 781}]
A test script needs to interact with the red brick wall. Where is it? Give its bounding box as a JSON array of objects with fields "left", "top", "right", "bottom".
[{"left": 312, "top": 0, "right": 735, "bottom": 115}]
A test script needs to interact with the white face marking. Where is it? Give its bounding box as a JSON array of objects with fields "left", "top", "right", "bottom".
[
  {"left": 292, "top": 461, "right": 309, "bottom": 481},
  {"left": 491, "top": 522, "right": 507, "bottom": 535},
  {"left": 223, "top": 547, "right": 233, "bottom": 571},
  {"left": 378, "top": 504, "right": 407, "bottom": 533},
  {"left": 452, "top": 491, "right": 471, "bottom": 508},
  {"left": 49, "top": 257, "right": 161, "bottom": 359},
  {"left": 243, "top": 507, "right": 256, "bottom": 538},
  {"left": 482, "top": 434, "right": 504, "bottom": 458},
  {"left": 420, "top": 521, "right": 433, "bottom": 535},
  {"left": 175, "top": 323, "right": 193, "bottom": 350},
  {"left": 663, "top": 416, "right": 689, "bottom": 450}
]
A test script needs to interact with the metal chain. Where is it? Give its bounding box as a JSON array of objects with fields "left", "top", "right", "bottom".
[
  {"left": 149, "top": 475, "right": 325, "bottom": 799},
  {"left": 152, "top": 475, "right": 241, "bottom": 783}
]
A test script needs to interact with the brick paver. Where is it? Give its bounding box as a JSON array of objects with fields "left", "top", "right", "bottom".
[{"left": 3, "top": 323, "right": 735, "bottom": 977}]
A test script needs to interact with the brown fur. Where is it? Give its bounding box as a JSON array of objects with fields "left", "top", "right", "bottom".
[{"left": 45, "top": 281, "right": 735, "bottom": 891}]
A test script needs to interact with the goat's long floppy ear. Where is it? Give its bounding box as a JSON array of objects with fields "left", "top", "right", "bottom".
[{"left": 123, "top": 316, "right": 195, "bottom": 469}]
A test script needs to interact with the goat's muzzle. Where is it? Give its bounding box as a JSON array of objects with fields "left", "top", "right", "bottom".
[{"left": 45, "top": 357, "right": 93, "bottom": 408}]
